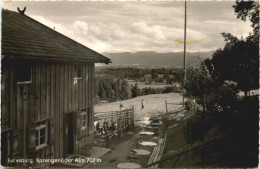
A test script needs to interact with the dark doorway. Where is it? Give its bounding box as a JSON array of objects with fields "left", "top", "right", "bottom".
[
  {"left": 1, "top": 132, "right": 8, "bottom": 166},
  {"left": 64, "top": 112, "right": 74, "bottom": 157},
  {"left": 67, "top": 113, "right": 74, "bottom": 154}
]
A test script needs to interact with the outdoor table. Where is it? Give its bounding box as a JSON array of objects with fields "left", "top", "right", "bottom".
[
  {"left": 139, "top": 141, "right": 157, "bottom": 146},
  {"left": 117, "top": 162, "right": 141, "bottom": 168},
  {"left": 132, "top": 149, "right": 150, "bottom": 155},
  {"left": 139, "top": 131, "right": 154, "bottom": 135}
]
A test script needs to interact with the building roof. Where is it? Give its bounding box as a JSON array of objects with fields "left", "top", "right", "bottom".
[{"left": 2, "top": 9, "right": 111, "bottom": 64}]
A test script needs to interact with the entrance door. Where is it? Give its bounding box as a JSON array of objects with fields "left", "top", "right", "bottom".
[
  {"left": 16, "top": 84, "right": 30, "bottom": 158},
  {"left": 64, "top": 113, "right": 74, "bottom": 156}
]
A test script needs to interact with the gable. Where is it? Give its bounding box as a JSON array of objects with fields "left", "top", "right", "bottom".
[{"left": 2, "top": 9, "right": 111, "bottom": 64}]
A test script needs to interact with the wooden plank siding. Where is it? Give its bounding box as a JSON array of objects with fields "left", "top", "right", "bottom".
[
  {"left": 72, "top": 65, "right": 76, "bottom": 113},
  {"left": 50, "top": 64, "right": 55, "bottom": 160},
  {"left": 59, "top": 63, "right": 64, "bottom": 156},
  {"left": 55, "top": 63, "right": 60, "bottom": 158},
  {"left": 1, "top": 60, "right": 96, "bottom": 165},
  {"left": 85, "top": 64, "right": 89, "bottom": 127},
  {"left": 9, "top": 66, "right": 15, "bottom": 130},
  {"left": 68, "top": 64, "right": 72, "bottom": 112},
  {"left": 82, "top": 65, "right": 86, "bottom": 110},
  {"left": 35, "top": 65, "right": 41, "bottom": 122},
  {"left": 88, "top": 64, "right": 91, "bottom": 130},
  {"left": 16, "top": 85, "right": 23, "bottom": 156},
  {"left": 90, "top": 64, "right": 95, "bottom": 132},
  {"left": 29, "top": 66, "right": 35, "bottom": 129},
  {"left": 22, "top": 84, "right": 29, "bottom": 158},
  {"left": 64, "top": 64, "right": 68, "bottom": 115},
  {"left": 1, "top": 69, "right": 9, "bottom": 131},
  {"left": 40, "top": 64, "right": 46, "bottom": 120},
  {"left": 46, "top": 65, "right": 51, "bottom": 124}
]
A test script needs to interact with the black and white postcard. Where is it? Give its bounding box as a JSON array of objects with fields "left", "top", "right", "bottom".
[{"left": 1, "top": 0, "right": 259, "bottom": 168}]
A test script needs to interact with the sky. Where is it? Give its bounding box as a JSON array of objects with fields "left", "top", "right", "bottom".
[{"left": 2, "top": 1, "right": 252, "bottom": 53}]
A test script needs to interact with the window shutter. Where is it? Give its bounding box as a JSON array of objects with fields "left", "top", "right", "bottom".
[
  {"left": 27, "top": 125, "right": 36, "bottom": 158},
  {"left": 87, "top": 107, "right": 91, "bottom": 127},
  {"left": 12, "top": 132, "right": 20, "bottom": 157},
  {"left": 76, "top": 111, "right": 82, "bottom": 138}
]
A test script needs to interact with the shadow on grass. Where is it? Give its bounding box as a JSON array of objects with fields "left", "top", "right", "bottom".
[{"left": 159, "top": 111, "right": 258, "bottom": 168}]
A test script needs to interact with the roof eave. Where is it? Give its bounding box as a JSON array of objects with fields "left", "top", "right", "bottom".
[{"left": 2, "top": 54, "right": 111, "bottom": 64}]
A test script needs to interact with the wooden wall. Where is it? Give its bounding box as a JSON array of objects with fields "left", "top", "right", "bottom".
[{"left": 1, "top": 60, "right": 95, "bottom": 166}]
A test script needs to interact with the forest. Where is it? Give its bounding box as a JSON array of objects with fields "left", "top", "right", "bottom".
[
  {"left": 95, "top": 76, "right": 180, "bottom": 103},
  {"left": 96, "top": 67, "right": 184, "bottom": 83},
  {"left": 182, "top": 1, "right": 259, "bottom": 167},
  {"left": 95, "top": 67, "right": 183, "bottom": 103}
]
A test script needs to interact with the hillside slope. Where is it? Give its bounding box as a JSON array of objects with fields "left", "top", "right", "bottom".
[{"left": 102, "top": 51, "right": 214, "bottom": 68}]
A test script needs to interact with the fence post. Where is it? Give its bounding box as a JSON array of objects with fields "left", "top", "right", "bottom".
[
  {"left": 116, "top": 111, "right": 119, "bottom": 129},
  {"left": 125, "top": 111, "right": 127, "bottom": 133},
  {"left": 130, "top": 109, "right": 132, "bottom": 127},
  {"left": 165, "top": 100, "right": 168, "bottom": 113},
  {"left": 127, "top": 109, "right": 129, "bottom": 132},
  {"left": 133, "top": 108, "right": 135, "bottom": 126},
  {"left": 132, "top": 108, "right": 134, "bottom": 127}
]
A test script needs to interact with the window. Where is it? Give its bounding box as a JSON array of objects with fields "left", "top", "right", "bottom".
[
  {"left": 81, "top": 112, "right": 87, "bottom": 130},
  {"left": 73, "top": 64, "right": 82, "bottom": 79},
  {"left": 80, "top": 111, "right": 88, "bottom": 137},
  {"left": 35, "top": 121, "right": 48, "bottom": 151},
  {"left": 16, "top": 65, "right": 32, "bottom": 84}
]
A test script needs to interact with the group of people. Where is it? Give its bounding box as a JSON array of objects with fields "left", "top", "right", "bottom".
[
  {"left": 95, "top": 99, "right": 145, "bottom": 135},
  {"left": 95, "top": 119, "right": 118, "bottom": 135}
]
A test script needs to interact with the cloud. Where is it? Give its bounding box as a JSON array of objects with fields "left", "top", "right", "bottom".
[
  {"left": 132, "top": 22, "right": 166, "bottom": 40},
  {"left": 7, "top": 1, "right": 251, "bottom": 53},
  {"left": 31, "top": 15, "right": 74, "bottom": 38},
  {"left": 72, "top": 20, "right": 89, "bottom": 36}
]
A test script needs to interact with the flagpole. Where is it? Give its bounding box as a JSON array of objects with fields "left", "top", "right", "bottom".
[{"left": 183, "top": 0, "right": 187, "bottom": 107}]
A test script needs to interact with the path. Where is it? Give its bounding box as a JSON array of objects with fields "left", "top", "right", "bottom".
[
  {"left": 91, "top": 93, "right": 183, "bottom": 168},
  {"left": 88, "top": 132, "right": 140, "bottom": 168}
]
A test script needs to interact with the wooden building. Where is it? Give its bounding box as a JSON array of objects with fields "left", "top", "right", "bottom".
[{"left": 1, "top": 9, "right": 110, "bottom": 166}]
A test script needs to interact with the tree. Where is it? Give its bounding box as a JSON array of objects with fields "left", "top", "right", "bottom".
[
  {"left": 120, "top": 79, "right": 131, "bottom": 100},
  {"left": 131, "top": 83, "right": 139, "bottom": 98},
  {"left": 233, "top": 0, "right": 259, "bottom": 34},
  {"left": 184, "top": 0, "right": 259, "bottom": 107},
  {"left": 208, "top": 1, "right": 259, "bottom": 96},
  {"left": 151, "top": 69, "right": 158, "bottom": 79},
  {"left": 97, "top": 79, "right": 106, "bottom": 100},
  {"left": 184, "top": 62, "right": 213, "bottom": 111},
  {"left": 211, "top": 33, "right": 258, "bottom": 96},
  {"left": 111, "top": 80, "right": 120, "bottom": 101},
  {"left": 182, "top": 1, "right": 259, "bottom": 166}
]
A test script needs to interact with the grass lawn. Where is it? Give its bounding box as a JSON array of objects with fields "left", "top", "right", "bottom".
[
  {"left": 159, "top": 117, "right": 191, "bottom": 168},
  {"left": 159, "top": 110, "right": 259, "bottom": 168},
  {"left": 95, "top": 93, "right": 183, "bottom": 122}
]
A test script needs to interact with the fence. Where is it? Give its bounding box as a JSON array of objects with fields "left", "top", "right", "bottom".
[
  {"left": 94, "top": 108, "right": 135, "bottom": 132},
  {"left": 147, "top": 130, "right": 168, "bottom": 168}
]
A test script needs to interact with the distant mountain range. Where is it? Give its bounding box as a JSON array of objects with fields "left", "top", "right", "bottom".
[{"left": 102, "top": 51, "right": 214, "bottom": 68}]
